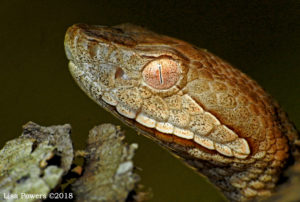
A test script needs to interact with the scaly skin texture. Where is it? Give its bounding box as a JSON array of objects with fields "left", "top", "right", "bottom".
[{"left": 64, "top": 24, "right": 299, "bottom": 201}]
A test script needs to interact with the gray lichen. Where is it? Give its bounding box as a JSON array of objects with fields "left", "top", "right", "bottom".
[
  {"left": 0, "top": 122, "right": 144, "bottom": 202},
  {"left": 21, "top": 122, "right": 74, "bottom": 173},
  {"left": 0, "top": 122, "right": 73, "bottom": 202},
  {"left": 72, "top": 124, "right": 140, "bottom": 202}
]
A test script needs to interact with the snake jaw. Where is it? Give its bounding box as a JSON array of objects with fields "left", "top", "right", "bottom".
[{"left": 64, "top": 23, "right": 299, "bottom": 201}]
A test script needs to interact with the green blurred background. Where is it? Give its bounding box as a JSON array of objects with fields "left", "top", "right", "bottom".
[{"left": 0, "top": 1, "right": 299, "bottom": 201}]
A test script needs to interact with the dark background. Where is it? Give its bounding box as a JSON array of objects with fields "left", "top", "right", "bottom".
[{"left": 0, "top": 1, "right": 299, "bottom": 201}]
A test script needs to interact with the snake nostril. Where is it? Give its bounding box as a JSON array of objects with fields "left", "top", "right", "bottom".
[
  {"left": 115, "top": 67, "right": 124, "bottom": 79},
  {"left": 115, "top": 67, "right": 128, "bottom": 80}
]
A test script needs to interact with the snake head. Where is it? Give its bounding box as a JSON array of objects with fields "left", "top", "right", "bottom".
[
  {"left": 64, "top": 23, "right": 188, "bottom": 98},
  {"left": 64, "top": 23, "right": 298, "bottom": 201}
]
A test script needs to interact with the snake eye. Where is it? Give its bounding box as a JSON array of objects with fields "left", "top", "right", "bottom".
[{"left": 142, "top": 58, "right": 180, "bottom": 90}]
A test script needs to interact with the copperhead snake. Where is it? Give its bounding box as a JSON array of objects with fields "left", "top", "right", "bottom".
[{"left": 64, "top": 23, "right": 299, "bottom": 201}]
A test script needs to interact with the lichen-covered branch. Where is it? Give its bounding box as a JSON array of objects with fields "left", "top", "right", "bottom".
[
  {"left": 0, "top": 122, "right": 73, "bottom": 202},
  {"left": 72, "top": 124, "right": 140, "bottom": 202},
  {"left": 0, "top": 122, "right": 143, "bottom": 202}
]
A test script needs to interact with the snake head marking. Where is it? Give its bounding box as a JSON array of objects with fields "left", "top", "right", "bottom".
[{"left": 64, "top": 23, "right": 299, "bottom": 201}]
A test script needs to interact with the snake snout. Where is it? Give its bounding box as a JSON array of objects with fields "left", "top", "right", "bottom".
[
  {"left": 64, "top": 25, "right": 80, "bottom": 62},
  {"left": 64, "top": 43, "right": 73, "bottom": 61}
]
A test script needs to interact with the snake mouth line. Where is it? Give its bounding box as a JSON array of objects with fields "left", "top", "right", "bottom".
[{"left": 96, "top": 94, "right": 220, "bottom": 157}]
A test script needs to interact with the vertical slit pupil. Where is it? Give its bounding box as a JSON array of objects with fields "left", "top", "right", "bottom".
[{"left": 158, "top": 63, "right": 163, "bottom": 84}]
